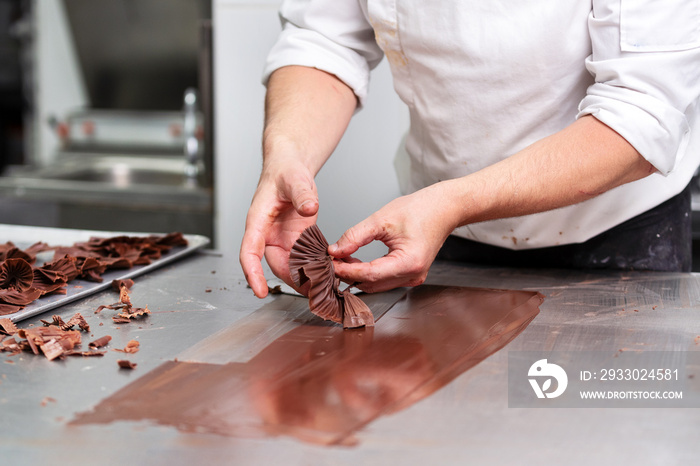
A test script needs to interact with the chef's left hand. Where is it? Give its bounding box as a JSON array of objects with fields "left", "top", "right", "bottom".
[{"left": 328, "top": 182, "right": 459, "bottom": 293}]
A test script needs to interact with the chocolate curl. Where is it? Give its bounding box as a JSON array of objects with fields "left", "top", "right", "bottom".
[
  {"left": 89, "top": 335, "right": 112, "bottom": 349},
  {"left": 289, "top": 225, "right": 374, "bottom": 328}
]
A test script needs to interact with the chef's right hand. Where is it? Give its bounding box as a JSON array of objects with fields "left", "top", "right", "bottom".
[{"left": 240, "top": 164, "right": 319, "bottom": 298}]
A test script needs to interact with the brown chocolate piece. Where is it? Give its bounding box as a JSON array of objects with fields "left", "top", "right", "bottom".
[
  {"left": 89, "top": 335, "right": 112, "bottom": 349},
  {"left": 113, "top": 340, "right": 139, "bottom": 353},
  {"left": 64, "top": 350, "right": 106, "bottom": 357},
  {"left": 0, "top": 243, "right": 35, "bottom": 263},
  {"left": 112, "top": 317, "right": 131, "bottom": 324},
  {"left": 117, "top": 306, "right": 150, "bottom": 319},
  {"left": 0, "top": 318, "right": 17, "bottom": 336},
  {"left": 117, "top": 359, "right": 137, "bottom": 370},
  {"left": 289, "top": 225, "right": 374, "bottom": 328},
  {"left": 39, "top": 255, "right": 79, "bottom": 282},
  {"left": 111, "top": 279, "right": 134, "bottom": 292},
  {"left": 14, "top": 326, "right": 82, "bottom": 360},
  {"left": 40, "top": 315, "right": 66, "bottom": 328},
  {"left": 0, "top": 288, "right": 43, "bottom": 306},
  {"left": 0, "top": 303, "right": 22, "bottom": 315},
  {"left": 64, "top": 312, "right": 90, "bottom": 332}
]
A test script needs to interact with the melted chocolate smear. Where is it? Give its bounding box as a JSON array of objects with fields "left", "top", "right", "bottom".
[
  {"left": 71, "top": 285, "right": 543, "bottom": 445},
  {"left": 289, "top": 225, "right": 374, "bottom": 328}
]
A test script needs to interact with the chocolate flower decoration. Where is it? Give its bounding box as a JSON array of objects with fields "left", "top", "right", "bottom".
[
  {"left": 0, "top": 258, "right": 34, "bottom": 291},
  {"left": 289, "top": 225, "right": 374, "bottom": 328}
]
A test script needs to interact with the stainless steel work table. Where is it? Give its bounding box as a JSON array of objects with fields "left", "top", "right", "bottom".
[{"left": 1, "top": 249, "right": 699, "bottom": 465}]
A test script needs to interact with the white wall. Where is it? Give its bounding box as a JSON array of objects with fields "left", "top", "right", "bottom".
[
  {"left": 213, "top": 0, "right": 409, "bottom": 261},
  {"left": 33, "top": 0, "right": 88, "bottom": 165}
]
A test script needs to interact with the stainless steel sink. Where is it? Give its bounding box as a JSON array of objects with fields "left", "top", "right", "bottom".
[
  {"left": 0, "top": 154, "right": 213, "bottom": 239},
  {"left": 0, "top": 154, "right": 209, "bottom": 201},
  {"left": 34, "top": 155, "right": 198, "bottom": 188}
]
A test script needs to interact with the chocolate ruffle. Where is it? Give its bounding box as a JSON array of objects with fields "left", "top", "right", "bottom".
[
  {"left": 0, "top": 258, "right": 34, "bottom": 291},
  {"left": 289, "top": 225, "right": 374, "bottom": 328}
]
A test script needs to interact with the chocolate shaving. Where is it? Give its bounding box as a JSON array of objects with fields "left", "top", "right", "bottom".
[
  {"left": 111, "top": 279, "right": 134, "bottom": 292},
  {"left": 64, "top": 312, "right": 90, "bottom": 332},
  {"left": 13, "top": 326, "right": 82, "bottom": 360},
  {"left": 118, "top": 284, "right": 132, "bottom": 307},
  {"left": 113, "top": 340, "right": 139, "bottom": 353},
  {"left": 96, "top": 279, "right": 149, "bottom": 321},
  {"left": 0, "top": 318, "right": 18, "bottom": 335},
  {"left": 117, "top": 306, "right": 150, "bottom": 319},
  {"left": 40, "top": 315, "right": 66, "bottom": 328},
  {"left": 117, "top": 359, "right": 137, "bottom": 370},
  {"left": 95, "top": 303, "right": 127, "bottom": 314},
  {"left": 88, "top": 335, "right": 112, "bottom": 349},
  {"left": 64, "top": 350, "right": 106, "bottom": 357},
  {"left": 1, "top": 337, "right": 20, "bottom": 355},
  {"left": 111, "top": 317, "right": 131, "bottom": 324},
  {"left": 0, "top": 232, "right": 187, "bottom": 317},
  {"left": 41, "top": 313, "right": 90, "bottom": 332},
  {"left": 289, "top": 225, "right": 374, "bottom": 328}
]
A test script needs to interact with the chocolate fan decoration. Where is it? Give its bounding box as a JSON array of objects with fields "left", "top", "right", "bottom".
[
  {"left": 0, "top": 258, "right": 34, "bottom": 291},
  {"left": 289, "top": 225, "right": 374, "bottom": 328}
]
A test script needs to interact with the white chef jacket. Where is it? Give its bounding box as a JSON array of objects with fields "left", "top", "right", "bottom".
[{"left": 263, "top": 0, "right": 700, "bottom": 249}]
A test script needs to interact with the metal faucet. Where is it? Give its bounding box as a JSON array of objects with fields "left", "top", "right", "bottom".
[{"left": 183, "top": 88, "right": 200, "bottom": 179}]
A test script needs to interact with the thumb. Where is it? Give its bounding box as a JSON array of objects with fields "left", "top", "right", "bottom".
[{"left": 286, "top": 175, "right": 319, "bottom": 217}]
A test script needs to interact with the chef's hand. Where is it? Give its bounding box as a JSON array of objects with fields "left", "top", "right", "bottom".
[
  {"left": 329, "top": 183, "right": 460, "bottom": 293},
  {"left": 240, "top": 164, "right": 319, "bottom": 298}
]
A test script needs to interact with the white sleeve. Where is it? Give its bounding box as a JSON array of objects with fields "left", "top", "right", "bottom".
[
  {"left": 262, "top": 0, "right": 384, "bottom": 107},
  {"left": 578, "top": 0, "right": 700, "bottom": 175}
]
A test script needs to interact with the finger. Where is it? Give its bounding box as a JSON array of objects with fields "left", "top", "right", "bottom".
[
  {"left": 328, "top": 220, "right": 382, "bottom": 258},
  {"left": 333, "top": 253, "right": 426, "bottom": 291},
  {"left": 239, "top": 228, "right": 269, "bottom": 298},
  {"left": 348, "top": 277, "right": 410, "bottom": 294},
  {"left": 284, "top": 175, "right": 319, "bottom": 217}
]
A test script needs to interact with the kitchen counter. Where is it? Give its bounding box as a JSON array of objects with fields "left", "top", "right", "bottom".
[{"left": 1, "top": 246, "right": 699, "bottom": 465}]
